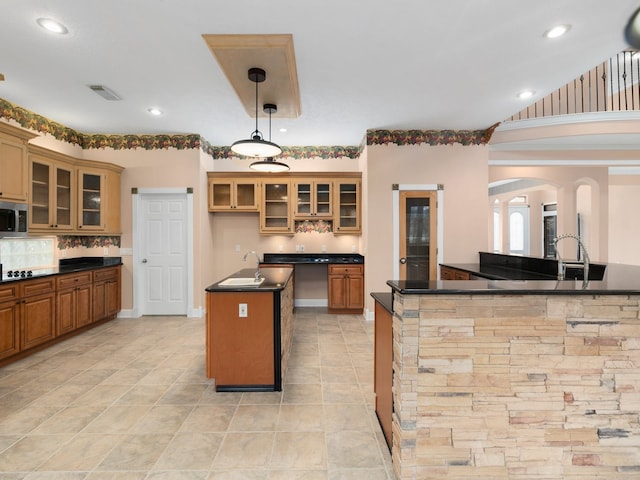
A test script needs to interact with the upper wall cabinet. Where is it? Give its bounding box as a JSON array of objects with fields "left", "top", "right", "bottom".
[
  {"left": 0, "top": 123, "right": 37, "bottom": 203},
  {"left": 334, "top": 179, "right": 361, "bottom": 234},
  {"left": 293, "top": 180, "right": 333, "bottom": 219},
  {"left": 260, "top": 179, "right": 293, "bottom": 234},
  {"left": 76, "top": 163, "right": 122, "bottom": 234},
  {"left": 207, "top": 174, "right": 259, "bottom": 212},
  {"left": 29, "top": 146, "right": 75, "bottom": 233},
  {"left": 208, "top": 172, "right": 362, "bottom": 235}
]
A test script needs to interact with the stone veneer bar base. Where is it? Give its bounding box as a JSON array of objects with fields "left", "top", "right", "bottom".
[{"left": 391, "top": 293, "right": 640, "bottom": 479}]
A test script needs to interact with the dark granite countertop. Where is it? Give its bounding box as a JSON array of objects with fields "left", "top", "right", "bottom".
[
  {"left": 206, "top": 267, "right": 294, "bottom": 292},
  {"left": 371, "top": 292, "right": 393, "bottom": 313},
  {"left": 262, "top": 253, "right": 364, "bottom": 264},
  {"left": 389, "top": 263, "right": 640, "bottom": 295},
  {"left": 1, "top": 257, "right": 122, "bottom": 283}
]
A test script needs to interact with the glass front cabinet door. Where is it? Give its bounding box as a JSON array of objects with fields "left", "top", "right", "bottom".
[
  {"left": 77, "top": 168, "right": 105, "bottom": 231},
  {"left": 29, "top": 153, "right": 74, "bottom": 232},
  {"left": 260, "top": 180, "right": 292, "bottom": 234},
  {"left": 293, "top": 180, "right": 333, "bottom": 219},
  {"left": 334, "top": 180, "right": 361, "bottom": 234},
  {"left": 209, "top": 179, "right": 259, "bottom": 211}
]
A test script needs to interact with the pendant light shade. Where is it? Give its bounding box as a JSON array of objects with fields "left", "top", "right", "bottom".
[
  {"left": 250, "top": 157, "right": 290, "bottom": 173},
  {"left": 231, "top": 68, "right": 283, "bottom": 159},
  {"left": 249, "top": 103, "right": 289, "bottom": 172}
]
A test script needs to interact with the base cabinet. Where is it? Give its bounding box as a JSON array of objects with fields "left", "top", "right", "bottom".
[
  {"left": 374, "top": 298, "right": 393, "bottom": 450},
  {"left": 0, "top": 286, "right": 20, "bottom": 360},
  {"left": 93, "top": 267, "right": 121, "bottom": 322},
  {"left": 328, "top": 264, "right": 364, "bottom": 313},
  {"left": 0, "top": 265, "right": 121, "bottom": 367},
  {"left": 440, "top": 265, "right": 471, "bottom": 280},
  {"left": 56, "top": 271, "right": 93, "bottom": 333},
  {"left": 20, "top": 278, "right": 56, "bottom": 351}
]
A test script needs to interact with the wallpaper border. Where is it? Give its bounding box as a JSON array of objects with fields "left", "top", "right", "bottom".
[{"left": 1, "top": 97, "right": 497, "bottom": 161}]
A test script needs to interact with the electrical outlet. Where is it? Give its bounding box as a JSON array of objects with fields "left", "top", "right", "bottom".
[
  {"left": 300, "top": 245, "right": 305, "bottom": 252},
  {"left": 321, "top": 244, "right": 327, "bottom": 252},
  {"left": 351, "top": 245, "right": 357, "bottom": 252},
  {"left": 239, "top": 303, "right": 248, "bottom": 317},
  {"left": 235, "top": 244, "right": 241, "bottom": 252},
  {"left": 279, "top": 244, "right": 284, "bottom": 252},
  {"left": 103, "top": 247, "right": 109, "bottom": 256}
]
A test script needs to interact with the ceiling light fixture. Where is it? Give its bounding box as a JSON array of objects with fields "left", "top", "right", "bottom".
[
  {"left": 250, "top": 103, "right": 289, "bottom": 173},
  {"left": 517, "top": 90, "right": 535, "bottom": 100},
  {"left": 36, "top": 17, "right": 68, "bottom": 35},
  {"left": 147, "top": 107, "right": 163, "bottom": 116},
  {"left": 543, "top": 24, "right": 571, "bottom": 39},
  {"left": 231, "top": 68, "right": 282, "bottom": 159}
]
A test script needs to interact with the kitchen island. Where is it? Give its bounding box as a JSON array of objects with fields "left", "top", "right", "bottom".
[
  {"left": 377, "top": 265, "right": 640, "bottom": 479},
  {"left": 205, "top": 266, "right": 294, "bottom": 392}
]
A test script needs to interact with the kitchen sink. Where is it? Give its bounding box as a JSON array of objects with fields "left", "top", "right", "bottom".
[{"left": 217, "top": 277, "right": 265, "bottom": 287}]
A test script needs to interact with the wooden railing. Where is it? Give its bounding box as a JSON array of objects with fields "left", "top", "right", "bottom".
[{"left": 506, "top": 51, "right": 640, "bottom": 121}]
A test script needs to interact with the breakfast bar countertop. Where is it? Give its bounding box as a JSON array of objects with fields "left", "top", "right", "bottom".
[{"left": 388, "top": 262, "right": 640, "bottom": 296}]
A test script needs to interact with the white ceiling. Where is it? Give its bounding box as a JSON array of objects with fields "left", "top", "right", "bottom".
[{"left": 0, "top": 0, "right": 638, "bottom": 148}]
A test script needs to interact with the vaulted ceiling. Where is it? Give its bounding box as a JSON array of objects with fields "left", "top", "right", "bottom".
[{"left": 0, "top": 0, "right": 637, "bottom": 148}]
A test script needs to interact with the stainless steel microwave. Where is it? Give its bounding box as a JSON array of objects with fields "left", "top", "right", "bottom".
[{"left": 0, "top": 201, "right": 28, "bottom": 237}]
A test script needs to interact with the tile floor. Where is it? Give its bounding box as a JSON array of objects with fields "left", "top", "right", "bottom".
[{"left": 0, "top": 308, "right": 395, "bottom": 479}]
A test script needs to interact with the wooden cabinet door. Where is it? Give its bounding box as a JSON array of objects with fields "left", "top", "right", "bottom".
[
  {"left": 105, "top": 279, "right": 120, "bottom": 317},
  {"left": 346, "top": 274, "right": 364, "bottom": 309},
  {"left": 328, "top": 274, "right": 347, "bottom": 310},
  {"left": 56, "top": 288, "right": 76, "bottom": 334},
  {"left": 293, "top": 180, "right": 332, "bottom": 218},
  {"left": 209, "top": 180, "right": 259, "bottom": 211},
  {"left": 260, "top": 180, "right": 293, "bottom": 234},
  {"left": 334, "top": 180, "right": 361, "bottom": 234},
  {"left": 0, "top": 139, "right": 28, "bottom": 203},
  {"left": 76, "top": 283, "right": 93, "bottom": 327},
  {"left": 93, "top": 281, "right": 107, "bottom": 322},
  {"left": 0, "top": 300, "right": 20, "bottom": 360},
  {"left": 77, "top": 168, "right": 105, "bottom": 231},
  {"left": 21, "top": 292, "right": 56, "bottom": 350}
]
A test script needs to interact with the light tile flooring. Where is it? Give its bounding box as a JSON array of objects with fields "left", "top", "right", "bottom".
[{"left": 0, "top": 308, "right": 395, "bottom": 479}]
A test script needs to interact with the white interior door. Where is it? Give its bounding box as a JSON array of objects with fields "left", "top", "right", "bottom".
[{"left": 137, "top": 192, "right": 189, "bottom": 315}]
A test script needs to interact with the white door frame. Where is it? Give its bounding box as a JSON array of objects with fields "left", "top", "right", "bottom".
[
  {"left": 392, "top": 184, "right": 444, "bottom": 279},
  {"left": 131, "top": 188, "right": 195, "bottom": 318}
]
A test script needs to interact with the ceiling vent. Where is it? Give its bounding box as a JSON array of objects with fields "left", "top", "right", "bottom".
[{"left": 89, "top": 85, "right": 122, "bottom": 101}]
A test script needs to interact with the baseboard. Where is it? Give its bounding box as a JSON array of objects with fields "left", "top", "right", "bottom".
[{"left": 294, "top": 299, "right": 329, "bottom": 308}]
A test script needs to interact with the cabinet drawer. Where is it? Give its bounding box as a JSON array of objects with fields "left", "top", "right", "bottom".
[
  {"left": 0, "top": 283, "right": 20, "bottom": 303},
  {"left": 328, "top": 264, "right": 363, "bottom": 276},
  {"left": 93, "top": 267, "right": 118, "bottom": 281},
  {"left": 21, "top": 278, "right": 55, "bottom": 297},
  {"left": 57, "top": 271, "right": 93, "bottom": 290}
]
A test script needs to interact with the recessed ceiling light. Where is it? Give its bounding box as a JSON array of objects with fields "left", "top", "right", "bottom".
[
  {"left": 543, "top": 24, "right": 571, "bottom": 39},
  {"left": 36, "top": 17, "right": 68, "bottom": 35},
  {"left": 147, "top": 108, "right": 163, "bottom": 116},
  {"left": 279, "top": 128, "right": 287, "bottom": 133},
  {"left": 517, "top": 90, "right": 535, "bottom": 100}
]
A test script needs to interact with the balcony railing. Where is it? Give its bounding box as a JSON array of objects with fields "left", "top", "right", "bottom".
[{"left": 506, "top": 50, "right": 640, "bottom": 121}]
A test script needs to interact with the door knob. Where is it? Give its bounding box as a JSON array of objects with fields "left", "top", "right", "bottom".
[
  {"left": 141, "top": 258, "right": 148, "bottom": 263},
  {"left": 399, "top": 257, "right": 407, "bottom": 264}
]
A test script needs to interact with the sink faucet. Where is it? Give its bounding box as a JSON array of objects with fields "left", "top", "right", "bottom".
[
  {"left": 553, "top": 234, "right": 590, "bottom": 281},
  {"left": 243, "top": 250, "right": 262, "bottom": 280}
]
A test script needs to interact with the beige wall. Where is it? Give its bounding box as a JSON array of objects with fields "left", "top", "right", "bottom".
[
  {"left": 609, "top": 174, "right": 640, "bottom": 265},
  {"left": 363, "top": 143, "right": 489, "bottom": 315}
]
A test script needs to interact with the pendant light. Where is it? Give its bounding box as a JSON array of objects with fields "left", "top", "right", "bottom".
[
  {"left": 250, "top": 103, "right": 289, "bottom": 173},
  {"left": 231, "top": 68, "right": 283, "bottom": 158}
]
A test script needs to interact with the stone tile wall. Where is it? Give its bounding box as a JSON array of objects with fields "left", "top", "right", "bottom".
[{"left": 391, "top": 293, "right": 640, "bottom": 479}]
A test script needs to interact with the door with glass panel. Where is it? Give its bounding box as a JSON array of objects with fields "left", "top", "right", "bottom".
[{"left": 399, "top": 190, "right": 437, "bottom": 281}]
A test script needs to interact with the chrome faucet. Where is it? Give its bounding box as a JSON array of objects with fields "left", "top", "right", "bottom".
[
  {"left": 553, "top": 234, "right": 590, "bottom": 281},
  {"left": 243, "top": 250, "right": 262, "bottom": 280}
]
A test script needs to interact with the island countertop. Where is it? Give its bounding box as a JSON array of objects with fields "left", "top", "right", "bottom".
[
  {"left": 388, "top": 262, "right": 640, "bottom": 295},
  {"left": 205, "top": 266, "right": 293, "bottom": 292}
]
